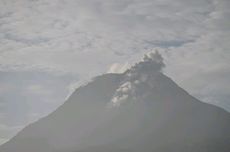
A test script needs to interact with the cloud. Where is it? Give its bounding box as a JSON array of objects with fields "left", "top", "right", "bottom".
[
  {"left": 0, "top": 0, "right": 216, "bottom": 75},
  {"left": 26, "top": 84, "right": 53, "bottom": 97},
  {"left": 107, "top": 62, "right": 130, "bottom": 73}
]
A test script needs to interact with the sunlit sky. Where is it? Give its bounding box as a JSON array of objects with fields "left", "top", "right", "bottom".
[{"left": 0, "top": 0, "right": 230, "bottom": 144}]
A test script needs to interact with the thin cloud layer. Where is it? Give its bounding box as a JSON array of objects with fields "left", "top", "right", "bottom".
[{"left": 0, "top": 0, "right": 221, "bottom": 74}]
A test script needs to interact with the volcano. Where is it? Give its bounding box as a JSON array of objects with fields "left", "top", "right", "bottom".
[{"left": 1, "top": 52, "right": 230, "bottom": 152}]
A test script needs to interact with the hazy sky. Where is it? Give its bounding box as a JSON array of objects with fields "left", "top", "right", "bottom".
[{"left": 0, "top": 0, "right": 230, "bottom": 144}]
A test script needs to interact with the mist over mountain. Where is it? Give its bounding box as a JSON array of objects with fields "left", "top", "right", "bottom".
[{"left": 0, "top": 51, "right": 229, "bottom": 152}]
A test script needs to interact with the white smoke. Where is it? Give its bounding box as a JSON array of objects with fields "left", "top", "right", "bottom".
[
  {"left": 111, "top": 81, "right": 132, "bottom": 106},
  {"left": 143, "top": 50, "right": 165, "bottom": 67},
  {"left": 132, "top": 50, "right": 165, "bottom": 74},
  {"left": 109, "top": 50, "right": 165, "bottom": 107}
]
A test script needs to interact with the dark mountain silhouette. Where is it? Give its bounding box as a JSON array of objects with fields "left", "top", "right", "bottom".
[{"left": 0, "top": 52, "right": 229, "bottom": 152}]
